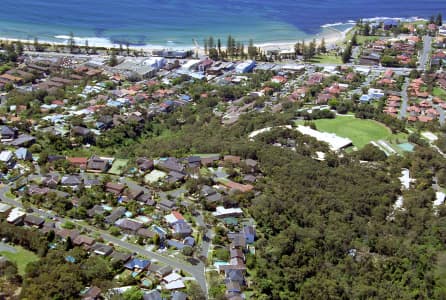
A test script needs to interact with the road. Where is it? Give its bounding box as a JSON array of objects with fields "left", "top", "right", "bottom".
[
  {"left": 419, "top": 35, "right": 432, "bottom": 71},
  {"left": 0, "top": 185, "right": 208, "bottom": 293},
  {"left": 399, "top": 77, "right": 410, "bottom": 120}
]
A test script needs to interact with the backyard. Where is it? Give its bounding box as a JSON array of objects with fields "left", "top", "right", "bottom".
[{"left": 0, "top": 244, "right": 39, "bottom": 275}]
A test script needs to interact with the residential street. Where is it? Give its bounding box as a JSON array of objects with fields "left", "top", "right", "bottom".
[
  {"left": 0, "top": 185, "right": 208, "bottom": 293},
  {"left": 419, "top": 35, "right": 432, "bottom": 71},
  {"left": 399, "top": 77, "right": 410, "bottom": 119}
]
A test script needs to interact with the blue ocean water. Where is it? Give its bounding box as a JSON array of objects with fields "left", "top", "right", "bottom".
[{"left": 0, "top": 0, "right": 444, "bottom": 47}]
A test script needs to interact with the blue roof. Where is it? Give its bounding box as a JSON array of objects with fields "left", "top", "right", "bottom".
[
  {"left": 65, "top": 256, "right": 76, "bottom": 263},
  {"left": 183, "top": 236, "right": 195, "bottom": 246},
  {"left": 124, "top": 258, "right": 150, "bottom": 270},
  {"left": 180, "top": 95, "right": 191, "bottom": 101},
  {"left": 15, "top": 147, "right": 30, "bottom": 160}
]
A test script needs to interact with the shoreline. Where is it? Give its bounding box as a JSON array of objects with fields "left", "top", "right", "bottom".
[
  {"left": 0, "top": 26, "right": 352, "bottom": 56},
  {"left": 0, "top": 16, "right": 426, "bottom": 57}
]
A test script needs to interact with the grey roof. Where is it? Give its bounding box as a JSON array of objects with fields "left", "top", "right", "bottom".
[
  {"left": 10, "top": 134, "right": 35, "bottom": 146},
  {"left": 105, "top": 207, "right": 126, "bottom": 224},
  {"left": 115, "top": 218, "right": 143, "bottom": 232},
  {"left": 61, "top": 174, "right": 82, "bottom": 186},
  {"left": 143, "top": 290, "right": 162, "bottom": 300},
  {"left": 171, "top": 291, "right": 187, "bottom": 300}
]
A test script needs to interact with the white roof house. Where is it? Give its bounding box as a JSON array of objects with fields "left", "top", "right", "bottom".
[
  {"left": 212, "top": 206, "right": 243, "bottom": 218},
  {"left": 0, "top": 150, "right": 13, "bottom": 163},
  {"left": 7, "top": 207, "right": 25, "bottom": 223},
  {"left": 295, "top": 125, "right": 353, "bottom": 151}
]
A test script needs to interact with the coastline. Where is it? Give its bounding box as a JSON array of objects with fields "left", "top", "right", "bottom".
[
  {"left": 0, "top": 16, "right": 426, "bottom": 57},
  {"left": 0, "top": 26, "right": 352, "bottom": 56}
]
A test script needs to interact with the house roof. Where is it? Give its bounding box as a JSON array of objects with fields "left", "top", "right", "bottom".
[
  {"left": 124, "top": 258, "right": 150, "bottom": 270},
  {"left": 143, "top": 290, "right": 162, "bottom": 300},
  {"left": 115, "top": 218, "right": 143, "bottom": 232},
  {"left": 24, "top": 214, "right": 44, "bottom": 226},
  {"left": 82, "top": 286, "right": 102, "bottom": 300},
  {"left": 61, "top": 175, "right": 82, "bottom": 186}
]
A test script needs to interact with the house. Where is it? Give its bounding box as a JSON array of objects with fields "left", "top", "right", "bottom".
[
  {"left": 67, "top": 157, "right": 88, "bottom": 169},
  {"left": 156, "top": 265, "right": 173, "bottom": 278},
  {"left": 157, "top": 158, "right": 184, "bottom": 173},
  {"left": 73, "top": 235, "right": 96, "bottom": 249},
  {"left": 136, "top": 193, "right": 155, "bottom": 206},
  {"left": 368, "top": 88, "right": 385, "bottom": 100},
  {"left": 228, "top": 232, "right": 247, "bottom": 250},
  {"left": 61, "top": 175, "right": 83, "bottom": 187},
  {"left": 186, "top": 156, "right": 201, "bottom": 168},
  {"left": 84, "top": 178, "right": 101, "bottom": 188},
  {"left": 136, "top": 157, "right": 154, "bottom": 172},
  {"left": 7, "top": 208, "right": 25, "bottom": 225},
  {"left": 173, "top": 222, "right": 192, "bottom": 238},
  {"left": 1, "top": 126, "right": 18, "bottom": 141},
  {"left": 183, "top": 236, "right": 195, "bottom": 247},
  {"left": 212, "top": 206, "right": 243, "bottom": 218},
  {"left": 137, "top": 228, "right": 156, "bottom": 239},
  {"left": 105, "top": 182, "right": 126, "bottom": 195},
  {"left": 87, "top": 156, "right": 110, "bottom": 173},
  {"left": 171, "top": 291, "right": 188, "bottom": 300},
  {"left": 82, "top": 286, "right": 102, "bottom": 300},
  {"left": 164, "top": 211, "right": 185, "bottom": 225},
  {"left": 166, "top": 171, "right": 186, "bottom": 184},
  {"left": 15, "top": 147, "right": 32, "bottom": 161},
  {"left": 158, "top": 199, "right": 176, "bottom": 211},
  {"left": 87, "top": 205, "right": 106, "bottom": 217},
  {"left": 143, "top": 290, "right": 162, "bottom": 300},
  {"left": 225, "top": 269, "right": 245, "bottom": 286},
  {"left": 243, "top": 225, "right": 256, "bottom": 244},
  {"left": 115, "top": 218, "right": 143, "bottom": 233},
  {"left": 24, "top": 215, "right": 45, "bottom": 228},
  {"left": 0, "top": 150, "right": 14, "bottom": 166},
  {"left": 105, "top": 207, "right": 126, "bottom": 224},
  {"left": 72, "top": 126, "right": 92, "bottom": 137},
  {"left": 201, "top": 155, "right": 220, "bottom": 166},
  {"left": 91, "top": 243, "right": 113, "bottom": 256},
  {"left": 56, "top": 229, "right": 80, "bottom": 241},
  {"left": 42, "top": 172, "right": 61, "bottom": 188},
  {"left": 10, "top": 134, "right": 36, "bottom": 147},
  {"left": 359, "top": 54, "right": 380, "bottom": 65},
  {"left": 226, "top": 281, "right": 242, "bottom": 298},
  {"left": 110, "top": 251, "right": 132, "bottom": 264},
  {"left": 124, "top": 258, "right": 150, "bottom": 271},
  {"left": 235, "top": 60, "right": 256, "bottom": 73}
]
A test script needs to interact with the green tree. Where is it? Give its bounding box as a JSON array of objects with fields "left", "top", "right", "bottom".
[
  {"left": 122, "top": 286, "right": 143, "bottom": 300},
  {"left": 68, "top": 32, "right": 76, "bottom": 53},
  {"left": 109, "top": 50, "right": 118, "bottom": 67}
]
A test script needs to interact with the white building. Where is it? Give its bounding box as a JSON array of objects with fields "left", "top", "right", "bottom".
[{"left": 296, "top": 125, "right": 353, "bottom": 151}]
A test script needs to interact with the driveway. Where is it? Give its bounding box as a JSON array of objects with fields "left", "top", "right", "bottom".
[{"left": 0, "top": 242, "right": 17, "bottom": 253}]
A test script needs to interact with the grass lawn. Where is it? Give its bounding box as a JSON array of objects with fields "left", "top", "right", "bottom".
[
  {"left": 310, "top": 55, "right": 342, "bottom": 64},
  {"left": 433, "top": 87, "right": 446, "bottom": 99},
  {"left": 308, "top": 117, "right": 393, "bottom": 148},
  {"left": 108, "top": 159, "right": 129, "bottom": 175},
  {"left": 0, "top": 245, "right": 39, "bottom": 275}
]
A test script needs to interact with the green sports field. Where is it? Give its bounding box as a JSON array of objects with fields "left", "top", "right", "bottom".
[{"left": 312, "top": 117, "right": 392, "bottom": 148}]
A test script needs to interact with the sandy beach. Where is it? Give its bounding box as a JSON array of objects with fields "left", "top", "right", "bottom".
[{"left": 0, "top": 25, "right": 352, "bottom": 57}]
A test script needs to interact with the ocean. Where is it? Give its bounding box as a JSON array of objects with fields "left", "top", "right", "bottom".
[{"left": 0, "top": 0, "right": 444, "bottom": 48}]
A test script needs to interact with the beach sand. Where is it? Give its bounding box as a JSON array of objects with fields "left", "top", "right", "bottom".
[{"left": 0, "top": 26, "right": 352, "bottom": 57}]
